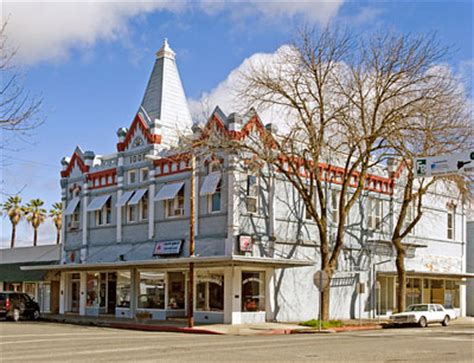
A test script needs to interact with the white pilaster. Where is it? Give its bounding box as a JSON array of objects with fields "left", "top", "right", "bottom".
[
  {"left": 194, "top": 173, "right": 199, "bottom": 237},
  {"left": 148, "top": 170, "right": 155, "bottom": 240},
  {"left": 117, "top": 177, "right": 123, "bottom": 243},
  {"left": 226, "top": 157, "right": 240, "bottom": 255},
  {"left": 230, "top": 266, "right": 242, "bottom": 324},
  {"left": 265, "top": 268, "right": 275, "bottom": 322},
  {"left": 82, "top": 182, "right": 88, "bottom": 248},
  {"left": 79, "top": 272, "right": 87, "bottom": 316},
  {"left": 59, "top": 273, "right": 66, "bottom": 314}
]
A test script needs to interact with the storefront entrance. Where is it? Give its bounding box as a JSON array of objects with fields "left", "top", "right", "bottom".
[
  {"left": 69, "top": 274, "right": 80, "bottom": 313},
  {"left": 99, "top": 272, "right": 117, "bottom": 315}
]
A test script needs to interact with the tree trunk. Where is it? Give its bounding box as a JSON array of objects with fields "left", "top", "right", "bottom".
[
  {"left": 33, "top": 228, "right": 38, "bottom": 247},
  {"left": 56, "top": 229, "right": 60, "bottom": 244},
  {"left": 321, "top": 284, "right": 331, "bottom": 321},
  {"left": 396, "top": 250, "right": 406, "bottom": 313},
  {"left": 10, "top": 225, "right": 16, "bottom": 248}
]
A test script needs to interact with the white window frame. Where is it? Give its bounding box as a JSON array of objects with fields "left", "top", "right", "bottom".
[
  {"left": 208, "top": 181, "right": 222, "bottom": 213},
  {"left": 95, "top": 198, "right": 112, "bottom": 227},
  {"left": 368, "top": 197, "right": 383, "bottom": 231},
  {"left": 127, "top": 204, "right": 137, "bottom": 223},
  {"left": 139, "top": 192, "right": 148, "bottom": 221},
  {"left": 246, "top": 175, "right": 258, "bottom": 214},
  {"left": 447, "top": 211, "right": 454, "bottom": 240},
  {"left": 331, "top": 189, "right": 340, "bottom": 224},
  {"left": 165, "top": 186, "right": 185, "bottom": 218},
  {"left": 140, "top": 168, "right": 149, "bottom": 182},
  {"left": 128, "top": 170, "right": 137, "bottom": 184}
]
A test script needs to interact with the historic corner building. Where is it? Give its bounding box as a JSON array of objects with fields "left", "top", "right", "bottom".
[{"left": 24, "top": 40, "right": 472, "bottom": 324}]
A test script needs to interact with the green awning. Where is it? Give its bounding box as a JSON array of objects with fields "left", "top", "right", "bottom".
[{"left": 0, "top": 262, "right": 55, "bottom": 282}]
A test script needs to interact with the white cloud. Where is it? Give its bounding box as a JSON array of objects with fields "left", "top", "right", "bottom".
[
  {"left": 3, "top": 1, "right": 185, "bottom": 65},
  {"left": 3, "top": 1, "right": 347, "bottom": 66},
  {"left": 188, "top": 44, "right": 296, "bottom": 128}
]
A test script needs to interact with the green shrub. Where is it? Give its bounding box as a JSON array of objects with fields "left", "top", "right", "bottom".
[{"left": 299, "top": 319, "right": 344, "bottom": 329}]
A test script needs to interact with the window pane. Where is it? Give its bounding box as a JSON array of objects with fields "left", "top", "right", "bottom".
[
  {"left": 168, "top": 272, "right": 185, "bottom": 309},
  {"left": 242, "top": 272, "right": 265, "bottom": 312},
  {"left": 196, "top": 273, "right": 224, "bottom": 311},
  {"left": 138, "top": 271, "right": 165, "bottom": 309},
  {"left": 86, "top": 273, "right": 100, "bottom": 307},
  {"left": 211, "top": 190, "right": 221, "bottom": 212},
  {"left": 116, "top": 272, "right": 131, "bottom": 308}
]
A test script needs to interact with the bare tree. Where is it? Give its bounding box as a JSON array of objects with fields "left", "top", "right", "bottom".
[
  {"left": 386, "top": 75, "right": 472, "bottom": 312},
  {"left": 0, "top": 21, "right": 43, "bottom": 158},
  {"left": 191, "top": 28, "right": 470, "bottom": 320}
]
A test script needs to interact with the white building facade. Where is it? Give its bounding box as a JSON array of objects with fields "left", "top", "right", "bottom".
[{"left": 25, "top": 40, "right": 471, "bottom": 324}]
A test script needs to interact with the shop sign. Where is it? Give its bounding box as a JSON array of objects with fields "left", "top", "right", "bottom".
[
  {"left": 239, "top": 235, "right": 253, "bottom": 252},
  {"left": 153, "top": 240, "right": 183, "bottom": 256}
]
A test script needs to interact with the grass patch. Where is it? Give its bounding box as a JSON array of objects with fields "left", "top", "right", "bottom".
[{"left": 299, "top": 319, "right": 344, "bottom": 329}]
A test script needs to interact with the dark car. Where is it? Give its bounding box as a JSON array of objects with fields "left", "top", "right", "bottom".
[{"left": 0, "top": 292, "right": 40, "bottom": 321}]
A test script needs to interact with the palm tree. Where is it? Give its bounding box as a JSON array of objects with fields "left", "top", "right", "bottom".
[
  {"left": 49, "top": 202, "right": 63, "bottom": 245},
  {"left": 2, "top": 196, "right": 24, "bottom": 248},
  {"left": 25, "top": 199, "right": 47, "bottom": 246}
]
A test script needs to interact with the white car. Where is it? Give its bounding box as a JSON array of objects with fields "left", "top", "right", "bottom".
[{"left": 389, "top": 304, "right": 457, "bottom": 328}]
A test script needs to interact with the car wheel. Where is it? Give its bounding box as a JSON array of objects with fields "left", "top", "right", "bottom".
[
  {"left": 12, "top": 308, "right": 20, "bottom": 322},
  {"left": 442, "top": 315, "right": 450, "bottom": 326},
  {"left": 418, "top": 316, "right": 427, "bottom": 328},
  {"left": 32, "top": 309, "right": 40, "bottom": 320}
]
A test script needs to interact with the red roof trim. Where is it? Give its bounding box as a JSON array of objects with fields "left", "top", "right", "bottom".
[
  {"left": 61, "top": 152, "right": 89, "bottom": 178},
  {"left": 117, "top": 113, "right": 162, "bottom": 152}
]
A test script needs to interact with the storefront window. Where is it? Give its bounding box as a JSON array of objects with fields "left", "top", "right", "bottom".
[
  {"left": 196, "top": 273, "right": 224, "bottom": 311},
  {"left": 86, "top": 273, "right": 100, "bottom": 307},
  {"left": 430, "top": 279, "right": 444, "bottom": 305},
  {"left": 242, "top": 271, "right": 265, "bottom": 312},
  {"left": 23, "top": 283, "right": 37, "bottom": 299},
  {"left": 116, "top": 271, "right": 131, "bottom": 308},
  {"left": 138, "top": 271, "right": 165, "bottom": 309},
  {"left": 406, "top": 278, "right": 421, "bottom": 306},
  {"left": 444, "top": 280, "right": 460, "bottom": 308},
  {"left": 168, "top": 272, "right": 185, "bottom": 309}
]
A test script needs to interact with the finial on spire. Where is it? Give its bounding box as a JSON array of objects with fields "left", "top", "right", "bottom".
[{"left": 156, "top": 38, "right": 175, "bottom": 60}]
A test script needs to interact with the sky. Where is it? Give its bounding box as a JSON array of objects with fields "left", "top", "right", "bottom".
[{"left": 1, "top": 0, "right": 473, "bottom": 248}]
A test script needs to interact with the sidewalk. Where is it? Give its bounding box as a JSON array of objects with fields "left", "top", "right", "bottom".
[{"left": 40, "top": 314, "right": 390, "bottom": 335}]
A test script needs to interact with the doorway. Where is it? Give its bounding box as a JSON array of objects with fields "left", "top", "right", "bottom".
[
  {"left": 99, "top": 272, "right": 117, "bottom": 315},
  {"left": 69, "top": 274, "right": 80, "bottom": 313}
]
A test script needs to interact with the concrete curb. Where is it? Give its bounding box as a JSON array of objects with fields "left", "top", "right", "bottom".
[
  {"left": 290, "top": 324, "right": 383, "bottom": 334},
  {"left": 40, "top": 317, "right": 224, "bottom": 335}
]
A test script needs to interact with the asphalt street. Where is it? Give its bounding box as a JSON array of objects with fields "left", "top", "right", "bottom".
[{"left": 0, "top": 320, "right": 472, "bottom": 362}]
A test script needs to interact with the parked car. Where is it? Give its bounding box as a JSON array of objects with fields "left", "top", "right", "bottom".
[
  {"left": 0, "top": 292, "right": 41, "bottom": 321},
  {"left": 389, "top": 304, "right": 456, "bottom": 327}
]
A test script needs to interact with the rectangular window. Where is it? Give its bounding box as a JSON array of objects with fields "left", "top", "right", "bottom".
[
  {"left": 128, "top": 170, "right": 137, "bottom": 184},
  {"left": 116, "top": 271, "right": 131, "bottom": 308},
  {"left": 241, "top": 271, "right": 265, "bottom": 312},
  {"left": 209, "top": 181, "right": 221, "bottom": 213},
  {"left": 368, "top": 197, "right": 383, "bottom": 230},
  {"left": 86, "top": 273, "right": 100, "bottom": 308},
  {"left": 127, "top": 204, "right": 137, "bottom": 223},
  {"left": 166, "top": 186, "right": 185, "bottom": 218},
  {"left": 96, "top": 198, "right": 112, "bottom": 226},
  {"left": 140, "top": 192, "right": 148, "bottom": 221},
  {"left": 138, "top": 271, "right": 165, "bottom": 310},
  {"left": 447, "top": 212, "right": 454, "bottom": 239},
  {"left": 331, "top": 190, "right": 340, "bottom": 224},
  {"left": 167, "top": 272, "right": 185, "bottom": 309},
  {"left": 246, "top": 175, "right": 258, "bottom": 214},
  {"left": 70, "top": 204, "right": 80, "bottom": 230},
  {"left": 196, "top": 273, "right": 224, "bottom": 312},
  {"left": 140, "top": 168, "right": 149, "bottom": 182}
]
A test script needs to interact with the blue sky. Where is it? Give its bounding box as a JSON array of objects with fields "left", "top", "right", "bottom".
[{"left": 1, "top": 1, "right": 472, "bottom": 247}]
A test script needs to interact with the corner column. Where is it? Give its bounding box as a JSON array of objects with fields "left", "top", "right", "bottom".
[
  {"left": 79, "top": 272, "right": 87, "bottom": 316},
  {"left": 81, "top": 181, "right": 88, "bottom": 263},
  {"left": 59, "top": 272, "right": 66, "bottom": 314},
  {"left": 148, "top": 169, "right": 155, "bottom": 240}
]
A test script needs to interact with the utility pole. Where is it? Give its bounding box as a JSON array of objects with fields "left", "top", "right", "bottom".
[{"left": 187, "top": 155, "right": 196, "bottom": 328}]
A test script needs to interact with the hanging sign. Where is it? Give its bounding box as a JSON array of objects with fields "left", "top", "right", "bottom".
[
  {"left": 239, "top": 235, "right": 253, "bottom": 252},
  {"left": 415, "top": 150, "right": 474, "bottom": 178},
  {"left": 153, "top": 240, "right": 183, "bottom": 256}
]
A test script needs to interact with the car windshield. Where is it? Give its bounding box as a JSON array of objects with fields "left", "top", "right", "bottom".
[{"left": 406, "top": 305, "right": 428, "bottom": 312}]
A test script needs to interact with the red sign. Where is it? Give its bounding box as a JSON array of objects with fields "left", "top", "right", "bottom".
[{"left": 239, "top": 235, "right": 253, "bottom": 252}]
